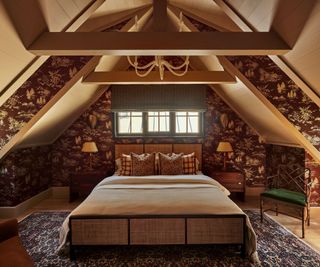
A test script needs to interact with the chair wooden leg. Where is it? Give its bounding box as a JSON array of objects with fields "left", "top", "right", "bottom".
[
  {"left": 307, "top": 206, "right": 310, "bottom": 226},
  {"left": 302, "top": 209, "right": 305, "bottom": 238},
  {"left": 260, "top": 197, "right": 263, "bottom": 223}
]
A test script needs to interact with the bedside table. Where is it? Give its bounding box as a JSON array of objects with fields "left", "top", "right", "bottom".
[
  {"left": 69, "top": 171, "right": 105, "bottom": 202},
  {"left": 210, "top": 171, "right": 245, "bottom": 201}
]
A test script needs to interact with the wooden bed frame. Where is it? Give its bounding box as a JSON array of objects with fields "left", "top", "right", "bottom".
[{"left": 69, "top": 144, "right": 246, "bottom": 259}]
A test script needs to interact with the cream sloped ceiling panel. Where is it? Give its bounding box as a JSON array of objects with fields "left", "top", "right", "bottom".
[
  {"left": 225, "top": 0, "right": 320, "bottom": 96},
  {"left": 0, "top": 0, "right": 93, "bottom": 94}
]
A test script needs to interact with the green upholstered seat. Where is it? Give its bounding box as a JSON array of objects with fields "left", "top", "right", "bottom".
[{"left": 261, "top": 188, "right": 306, "bottom": 206}]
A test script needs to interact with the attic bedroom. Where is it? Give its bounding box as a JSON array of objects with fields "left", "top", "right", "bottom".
[{"left": 0, "top": 0, "right": 320, "bottom": 266}]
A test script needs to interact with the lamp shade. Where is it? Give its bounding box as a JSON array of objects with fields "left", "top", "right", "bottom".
[
  {"left": 216, "top": 142, "right": 233, "bottom": 152},
  {"left": 81, "top": 142, "right": 98, "bottom": 153}
]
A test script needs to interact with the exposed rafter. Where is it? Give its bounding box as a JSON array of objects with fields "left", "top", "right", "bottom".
[
  {"left": 82, "top": 70, "right": 236, "bottom": 84},
  {"left": 28, "top": 31, "right": 290, "bottom": 56},
  {"left": 213, "top": 0, "right": 320, "bottom": 108},
  {"left": 168, "top": 5, "right": 320, "bottom": 162},
  {"left": 219, "top": 57, "right": 320, "bottom": 163},
  {"left": 0, "top": 7, "right": 153, "bottom": 160},
  {"left": 0, "top": 0, "right": 106, "bottom": 107}
]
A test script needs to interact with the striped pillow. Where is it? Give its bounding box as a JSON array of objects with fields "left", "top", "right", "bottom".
[
  {"left": 119, "top": 154, "right": 132, "bottom": 176},
  {"left": 182, "top": 152, "right": 196, "bottom": 174}
]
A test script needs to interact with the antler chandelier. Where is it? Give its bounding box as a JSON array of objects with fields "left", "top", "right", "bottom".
[{"left": 127, "top": 13, "right": 189, "bottom": 80}]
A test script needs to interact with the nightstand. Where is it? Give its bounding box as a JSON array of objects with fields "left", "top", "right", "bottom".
[
  {"left": 69, "top": 171, "right": 105, "bottom": 202},
  {"left": 210, "top": 171, "right": 245, "bottom": 201}
]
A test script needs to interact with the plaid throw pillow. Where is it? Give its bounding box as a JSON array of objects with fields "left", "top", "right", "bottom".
[
  {"left": 182, "top": 152, "right": 196, "bottom": 174},
  {"left": 119, "top": 154, "right": 131, "bottom": 176}
]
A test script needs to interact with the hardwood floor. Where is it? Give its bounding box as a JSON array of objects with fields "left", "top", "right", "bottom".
[{"left": 16, "top": 195, "right": 320, "bottom": 253}]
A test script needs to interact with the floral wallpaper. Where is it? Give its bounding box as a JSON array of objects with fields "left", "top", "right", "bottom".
[
  {"left": 51, "top": 90, "right": 114, "bottom": 186},
  {"left": 0, "top": 146, "right": 51, "bottom": 206},
  {"left": 189, "top": 15, "right": 320, "bottom": 202},
  {"left": 0, "top": 18, "right": 130, "bottom": 152},
  {"left": 226, "top": 55, "right": 320, "bottom": 152},
  {"left": 0, "top": 56, "right": 91, "bottom": 150},
  {"left": 51, "top": 87, "right": 266, "bottom": 187},
  {"left": 306, "top": 152, "right": 320, "bottom": 206},
  {"left": 265, "top": 144, "right": 305, "bottom": 191},
  {"left": 203, "top": 89, "right": 266, "bottom": 186}
]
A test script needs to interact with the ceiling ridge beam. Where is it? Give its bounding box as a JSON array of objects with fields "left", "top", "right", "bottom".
[
  {"left": 0, "top": 0, "right": 106, "bottom": 107},
  {"left": 28, "top": 32, "right": 290, "bottom": 56},
  {"left": 213, "top": 0, "right": 320, "bottom": 107}
]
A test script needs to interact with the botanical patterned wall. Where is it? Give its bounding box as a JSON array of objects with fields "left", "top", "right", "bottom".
[
  {"left": 265, "top": 144, "right": 305, "bottom": 178},
  {"left": 0, "top": 146, "right": 51, "bottom": 206},
  {"left": 226, "top": 56, "right": 320, "bottom": 152},
  {"left": 51, "top": 90, "right": 114, "bottom": 186},
  {"left": 0, "top": 56, "right": 91, "bottom": 150},
  {"left": 306, "top": 152, "right": 320, "bottom": 206},
  {"left": 265, "top": 144, "right": 305, "bottom": 191},
  {"left": 0, "top": 19, "right": 130, "bottom": 152},
  {"left": 203, "top": 89, "right": 266, "bottom": 186},
  {"left": 51, "top": 87, "right": 266, "bottom": 187},
  {"left": 187, "top": 13, "right": 320, "bottom": 155}
]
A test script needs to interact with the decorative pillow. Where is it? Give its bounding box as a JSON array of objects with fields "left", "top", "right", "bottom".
[
  {"left": 131, "top": 153, "right": 156, "bottom": 176},
  {"left": 182, "top": 152, "right": 196, "bottom": 174},
  {"left": 159, "top": 152, "right": 184, "bottom": 175},
  {"left": 119, "top": 154, "right": 131, "bottom": 176}
]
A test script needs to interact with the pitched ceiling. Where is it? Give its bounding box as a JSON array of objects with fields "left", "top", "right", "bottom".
[{"left": 1, "top": 0, "right": 320, "bottom": 156}]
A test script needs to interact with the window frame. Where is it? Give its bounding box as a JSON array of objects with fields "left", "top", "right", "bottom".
[
  {"left": 116, "top": 111, "right": 144, "bottom": 136},
  {"left": 114, "top": 111, "right": 203, "bottom": 138}
]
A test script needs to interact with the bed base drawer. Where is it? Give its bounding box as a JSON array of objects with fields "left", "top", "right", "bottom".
[
  {"left": 130, "top": 218, "right": 185, "bottom": 245},
  {"left": 71, "top": 219, "right": 128, "bottom": 245},
  {"left": 187, "top": 218, "right": 244, "bottom": 244}
]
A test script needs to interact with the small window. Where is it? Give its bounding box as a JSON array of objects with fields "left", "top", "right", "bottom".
[
  {"left": 175, "top": 112, "right": 199, "bottom": 134},
  {"left": 147, "top": 111, "right": 170, "bottom": 133},
  {"left": 117, "top": 112, "right": 143, "bottom": 134},
  {"left": 115, "top": 111, "right": 202, "bottom": 137}
]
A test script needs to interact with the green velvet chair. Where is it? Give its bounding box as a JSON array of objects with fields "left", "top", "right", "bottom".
[{"left": 260, "top": 166, "right": 312, "bottom": 238}]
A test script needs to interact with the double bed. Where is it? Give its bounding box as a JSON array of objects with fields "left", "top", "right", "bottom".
[{"left": 59, "top": 144, "right": 258, "bottom": 262}]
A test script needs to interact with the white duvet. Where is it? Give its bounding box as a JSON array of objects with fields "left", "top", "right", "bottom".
[{"left": 59, "top": 174, "right": 259, "bottom": 263}]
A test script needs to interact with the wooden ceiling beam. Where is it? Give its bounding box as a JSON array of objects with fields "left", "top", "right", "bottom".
[
  {"left": 28, "top": 31, "right": 290, "bottom": 56},
  {"left": 82, "top": 70, "right": 236, "bottom": 84},
  {"left": 213, "top": 0, "right": 320, "bottom": 107}
]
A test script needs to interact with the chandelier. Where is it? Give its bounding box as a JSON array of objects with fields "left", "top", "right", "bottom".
[
  {"left": 127, "top": 55, "right": 189, "bottom": 80},
  {"left": 127, "top": 13, "right": 189, "bottom": 80}
]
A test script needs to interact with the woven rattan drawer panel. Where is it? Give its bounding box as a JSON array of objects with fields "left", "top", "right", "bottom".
[
  {"left": 187, "top": 218, "right": 243, "bottom": 244},
  {"left": 130, "top": 218, "right": 185, "bottom": 245},
  {"left": 71, "top": 219, "right": 128, "bottom": 245}
]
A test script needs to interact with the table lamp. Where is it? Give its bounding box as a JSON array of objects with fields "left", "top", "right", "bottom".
[
  {"left": 81, "top": 142, "right": 98, "bottom": 170},
  {"left": 216, "top": 141, "right": 233, "bottom": 171}
]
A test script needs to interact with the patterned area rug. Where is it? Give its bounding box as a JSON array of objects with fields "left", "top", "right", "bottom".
[{"left": 18, "top": 210, "right": 320, "bottom": 267}]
